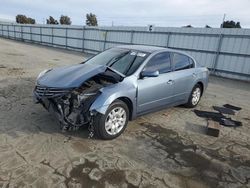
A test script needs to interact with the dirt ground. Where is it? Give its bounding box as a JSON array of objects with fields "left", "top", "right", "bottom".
[{"left": 0, "top": 38, "right": 250, "bottom": 188}]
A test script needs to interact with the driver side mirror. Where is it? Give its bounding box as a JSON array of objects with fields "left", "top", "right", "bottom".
[{"left": 141, "top": 70, "right": 159, "bottom": 78}]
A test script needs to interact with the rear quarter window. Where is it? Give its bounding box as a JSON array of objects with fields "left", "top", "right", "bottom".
[{"left": 173, "top": 53, "right": 194, "bottom": 71}]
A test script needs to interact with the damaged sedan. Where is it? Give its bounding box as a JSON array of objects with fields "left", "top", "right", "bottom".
[{"left": 34, "top": 45, "right": 209, "bottom": 139}]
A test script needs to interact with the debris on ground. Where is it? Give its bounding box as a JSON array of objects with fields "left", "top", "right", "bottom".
[
  {"left": 193, "top": 110, "right": 224, "bottom": 122},
  {"left": 193, "top": 104, "right": 243, "bottom": 131},
  {"left": 220, "top": 118, "right": 242, "bottom": 127},
  {"left": 223, "top": 104, "right": 242, "bottom": 111},
  {"left": 213, "top": 106, "right": 235, "bottom": 115},
  {"left": 207, "top": 120, "right": 220, "bottom": 137}
]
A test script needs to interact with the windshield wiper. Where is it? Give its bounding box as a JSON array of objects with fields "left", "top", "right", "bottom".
[
  {"left": 106, "top": 51, "right": 130, "bottom": 67},
  {"left": 106, "top": 66, "right": 125, "bottom": 78}
]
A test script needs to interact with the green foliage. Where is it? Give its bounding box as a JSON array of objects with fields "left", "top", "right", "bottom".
[
  {"left": 86, "top": 13, "right": 98, "bottom": 26},
  {"left": 60, "top": 15, "right": 71, "bottom": 25},
  {"left": 46, "top": 16, "right": 59, "bottom": 25},
  {"left": 182, "top": 25, "right": 193, "bottom": 28},
  {"left": 16, "top": 14, "right": 36, "bottom": 24},
  {"left": 222, "top": 20, "right": 241, "bottom": 28}
]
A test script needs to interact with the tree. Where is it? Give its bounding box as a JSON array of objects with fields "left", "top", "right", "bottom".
[
  {"left": 221, "top": 20, "right": 241, "bottom": 28},
  {"left": 60, "top": 15, "right": 71, "bottom": 25},
  {"left": 16, "top": 15, "right": 27, "bottom": 24},
  {"left": 27, "top": 17, "right": 35, "bottom": 24},
  {"left": 182, "top": 25, "right": 193, "bottom": 28},
  {"left": 16, "top": 14, "right": 36, "bottom": 24},
  {"left": 46, "top": 16, "right": 59, "bottom": 24},
  {"left": 86, "top": 13, "right": 98, "bottom": 26},
  {"left": 205, "top": 25, "right": 212, "bottom": 28}
]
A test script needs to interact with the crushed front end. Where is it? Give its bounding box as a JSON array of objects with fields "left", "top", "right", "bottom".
[{"left": 33, "top": 74, "right": 114, "bottom": 131}]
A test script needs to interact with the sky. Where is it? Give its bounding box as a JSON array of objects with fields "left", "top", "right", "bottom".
[{"left": 1, "top": 0, "right": 250, "bottom": 28}]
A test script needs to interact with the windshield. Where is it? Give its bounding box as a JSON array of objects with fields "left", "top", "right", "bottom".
[{"left": 85, "top": 48, "right": 148, "bottom": 76}]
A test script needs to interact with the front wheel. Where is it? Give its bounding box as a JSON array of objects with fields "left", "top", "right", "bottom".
[
  {"left": 185, "top": 84, "right": 202, "bottom": 108},
  {"left": 93, "top": 100, "right": 129, "bottom": 140}
]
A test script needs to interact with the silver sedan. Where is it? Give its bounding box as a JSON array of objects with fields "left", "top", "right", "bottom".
[{"left": 34, "top": 45, "right": 209, "bottom": 139}]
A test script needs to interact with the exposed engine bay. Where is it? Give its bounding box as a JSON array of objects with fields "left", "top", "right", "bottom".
[{"left": 34, "top": 70, "right": 122, "bottom": 131}]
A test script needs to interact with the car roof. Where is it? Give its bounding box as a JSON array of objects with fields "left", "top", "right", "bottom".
[
  {"left": 116, "top": 45, "right": 189, "bottom": 54},
  {"left": 115, "top": 45, "right": 197, "bottom": 63},
  {"left": 116, "top": 45, "right": 166, "bottom": 53}
]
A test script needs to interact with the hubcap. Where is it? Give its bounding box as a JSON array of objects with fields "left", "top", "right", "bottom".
[
  {"left": 192, "top": 87, "right": 201, "bottom": 105},
  {"left": 105, "top": 107, "right": 127, "bottom": 135}
]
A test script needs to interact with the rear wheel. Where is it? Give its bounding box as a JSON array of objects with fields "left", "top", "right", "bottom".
[
  {"left": 185, "top": 84, "right": 202, "bottom": 108},
  {"left": 93, "top": 100, "right": 129, "bottom": 140}
]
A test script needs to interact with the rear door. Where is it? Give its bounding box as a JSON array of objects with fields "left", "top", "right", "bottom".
[
  {"left": 137, "top": 52, "right": 175, "bottom": 114},
  {"left": 171, "top": 53, "right": 196, "bottom": 102}
]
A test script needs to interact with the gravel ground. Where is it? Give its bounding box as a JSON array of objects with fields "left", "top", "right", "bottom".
[{"left": 0, "top": 38, "right": 250, "bottom": 188}]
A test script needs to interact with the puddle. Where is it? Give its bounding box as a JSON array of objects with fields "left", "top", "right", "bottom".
[
  {"left": 140, "top": 122, "right": 250, "bottom": 187},
  {"left": 65, "top": 160, "right": 136, "bottom": 188},
  {"left": 71, "top": 141, "right": 90, "bottom": 153}
]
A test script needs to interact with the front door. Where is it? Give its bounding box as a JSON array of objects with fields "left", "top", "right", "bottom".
[{"left": 137, "top": 52, "right": 174, "bottom": 114}]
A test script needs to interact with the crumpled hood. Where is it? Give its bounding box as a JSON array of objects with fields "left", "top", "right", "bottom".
[{"left": 37, "top": 63, "right": 107, "bottom": 88}]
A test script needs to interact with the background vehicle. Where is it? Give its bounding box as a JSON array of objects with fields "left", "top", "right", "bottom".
[{"left": 34, "top": 45, "right": 209, "bottom": 139}]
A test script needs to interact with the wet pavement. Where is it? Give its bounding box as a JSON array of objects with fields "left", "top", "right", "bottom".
[{"left": 0, "top": 38, "right": 250, "bottom": 188}]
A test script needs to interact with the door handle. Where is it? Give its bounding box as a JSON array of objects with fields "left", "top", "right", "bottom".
[
  {"left": 167, "top": 80, "right": 173, "bottom": 85},
  {"left": 192, "top": 73, "right": 197, "bottom": 77}
]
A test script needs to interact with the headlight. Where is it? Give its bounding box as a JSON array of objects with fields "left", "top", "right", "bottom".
[
  {"left": 78, "top": 92, "right": 97, "bottom": 102},
  {"left": 37, "top": 69, "right": 50, "bottom": 80}
]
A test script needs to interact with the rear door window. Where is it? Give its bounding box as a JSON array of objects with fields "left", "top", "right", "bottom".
[{"left": 144, "top": 52, "right": 171, "bottom": 74}]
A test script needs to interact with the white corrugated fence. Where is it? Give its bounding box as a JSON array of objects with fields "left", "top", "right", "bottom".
[{"left": 0, "top": 23, "right": 250, "bottom": 81}]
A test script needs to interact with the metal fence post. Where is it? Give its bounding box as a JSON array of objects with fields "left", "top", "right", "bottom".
[
  {"left": 82, "top": 26, "right": 85, "bottom": 52},
  {"left": 21, "top": 25, "right": 24, "bottom": 41},
  {"left": 40, "top": 26, "right": 42, "bottom": 43},
  {"left": 166, "top": 32, "right": 171, "bottom": 48},
  {"left": 1, "top": 24, "right": 3, "bottom": 36},
  {"left": 30, "top": 26, "right": 32, "bottom": 41},
  {"left": 51, "top": 27, "right": 54, "bottom": 46},
  {"left": 212, "top": 34, "right": 223, "bottom": 73},
  {"left": 7, "top": 25, "right": 9, "bottom": 38},
  {"left": 103, "top": 30, "right": 108, "bottom": 50},
  {"left": 130, "top": 30, "right": 134, "bottom": 44},
  {"left": 13, "top": 25, "right": 16, "bottom": 40},
  {"left": 65, "top": 27, "right": 68, "bottom": 49}
]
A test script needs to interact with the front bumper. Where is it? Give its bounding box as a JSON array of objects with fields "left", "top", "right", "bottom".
[
  {"left": 33, "top": 91, "right": 65, "bottom": 122},
  {"left": 33, "top": 89, "right": 92, "bottom": 129}
]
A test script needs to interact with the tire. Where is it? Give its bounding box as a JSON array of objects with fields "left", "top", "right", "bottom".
[
  {"left": 185, "top": 84, "right": 202, "bottom": 108},
  {"left": 93, "top": 100, "right": 129, "bottom": 140}
]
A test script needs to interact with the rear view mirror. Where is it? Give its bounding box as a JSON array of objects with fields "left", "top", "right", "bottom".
[{"left": 141, "top": 70, "right": 159, "bottom": 78}]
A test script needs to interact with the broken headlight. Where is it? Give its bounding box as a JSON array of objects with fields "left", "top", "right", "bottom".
[{"left": 77, "top": 92, "right": 97, "bottom": 103}]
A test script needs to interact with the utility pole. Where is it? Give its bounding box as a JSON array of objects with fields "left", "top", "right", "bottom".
[
  {"left": 221, "top": 13, "right": 226, "bottom": 28},
  {"left": 112, "top": 21, "right": 114, "bottom": 27}
]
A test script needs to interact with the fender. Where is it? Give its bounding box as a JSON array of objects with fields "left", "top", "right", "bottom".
[{"left": 89, "top": 77, "right": 137, "bottom": 115}]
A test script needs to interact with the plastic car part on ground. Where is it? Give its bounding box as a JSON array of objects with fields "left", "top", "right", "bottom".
[
  {"left": 193, "top": 104, "right": 243, "bottom": 128},
  {"left": 223, "top": 104, "right": 242, "bottom": 111},
  {"left": 213, "top": 106, "right": 235, "bottom": 115}
]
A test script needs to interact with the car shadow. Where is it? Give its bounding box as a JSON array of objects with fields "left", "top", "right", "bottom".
[{"left": 0, "top": 77, "right": 93, "bottom": 140}]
